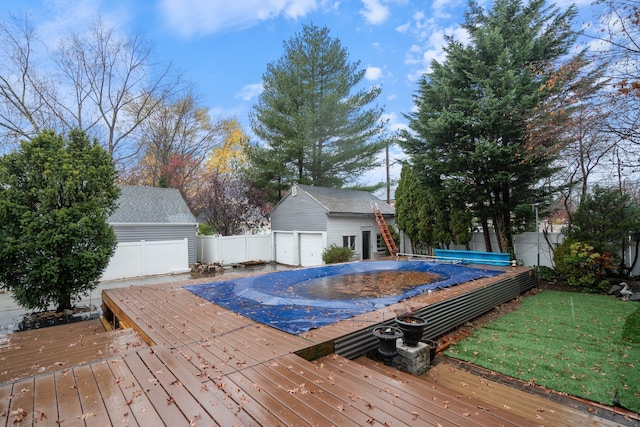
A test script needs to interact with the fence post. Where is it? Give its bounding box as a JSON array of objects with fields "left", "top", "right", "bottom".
[
  {"left": 140, "top": 240, "right": 146, "bottom": 277},
  {"left": 183, "top": 238, "right": 189, "bottom": 268}
]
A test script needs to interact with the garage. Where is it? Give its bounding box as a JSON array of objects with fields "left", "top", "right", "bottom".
[
  {"left": 275, "top": 232, "right": 295, "bottom": 266},
  {"left": 299, "top": 232, "right": 324, "bottom": 267}
]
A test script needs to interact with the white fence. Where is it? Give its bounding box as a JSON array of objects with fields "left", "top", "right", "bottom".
[
  {"left": 447, "top": 232, "right": 564, "bottom": 268},
  {"left": 196, "top": 234, "right": 273, "bottom": 265},
  {"left": 447, "top": 231, "right": 640, "bottom": 275},
  {"left": 196, "top": 232, "right": 326, "bottom": 267},
  {"left": 101, "top": 239, "right": 190, "bottom": 281},
  {"left": 107, "top": 231, "right": 640, "bottom": 280},
  {"left": 195, "top": 231, "right": 566, "bottom": 269}
]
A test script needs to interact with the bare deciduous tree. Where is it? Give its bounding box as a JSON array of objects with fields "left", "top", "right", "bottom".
[
  {"left": 0, "top": 14, "right": 62, "bottom": 147},
  {"left": 0, "top": 14, "right": 185, "bottom": 170},
  {"left": 121, "top": 94, "right": 225, "bottom": 197},
  {"left": 189, "top": 169, "right": 270, "bottom": 236}
]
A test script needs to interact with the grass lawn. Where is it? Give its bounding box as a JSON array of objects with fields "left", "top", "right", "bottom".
[{"left": 445, "top": 290, "right": 640, "bottom": 413}]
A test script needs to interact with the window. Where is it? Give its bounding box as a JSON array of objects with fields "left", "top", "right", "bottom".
[
  {"left": 376, "top": 234, "right": 385, "bottom": 251},
  {"left": 342, "top": 235, "right": 356, "bottom": 250}
]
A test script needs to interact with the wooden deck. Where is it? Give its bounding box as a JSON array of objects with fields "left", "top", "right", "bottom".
[{"left": 0, "top": 268, "right": 634, "bottom": 426}]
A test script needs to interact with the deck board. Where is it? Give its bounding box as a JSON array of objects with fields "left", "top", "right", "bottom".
[
  {"left": 0, "top": 382, "right": 14, "bottom": 427},
  {"left": 0, "top": 319, "right": 146, "bottom": 383},
  {"left": 53, "top": 369, "right": 83, "bottom": 425},
  {"left": 106, "top": 357, "right": 164, "bottom": 426},
  {"left": 121, "top": 350, "right": 191, "bottom": 426},
  {"left": 257, "top": 354, "right": 397, "bottom": 426},
  {"left": 328, "top": 355, "right": 539, "bottom": 427},
  {"left": 33, "top": 374, "right": 59, "bottom": 427},
  {"left": 90, "top": 361, "right": 139, "bottom": 427},
  {"left": 0, "top": 267, "right": 629, "bottom": 427},
  {"left": 151, "top": 346, "right": 246, "bottom": 424},
  {"left": 251, "top": 362, "right": 358, "bottom": 426},
  {"left": 421, "top": 360, "right": 626, "bottom": 427},
  {"left": 6, "top": 379, "right": 34, "bottom": 426},
  {"left": 74, "top": 363, "right": 112, "bottom": 426},
  {"left": 226, "top": 367, "right": 318, "bottom": 426},
  {"left": 294, "top": 353, "right": 487, "bottom": 427}
]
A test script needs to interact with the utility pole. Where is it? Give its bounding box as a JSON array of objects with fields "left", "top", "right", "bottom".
[
  {"left": 533, "top": 203, "right": 540, "bottom": 282},
  {"left": 386, "top": 140, "right": 390, "bottom": 204}
]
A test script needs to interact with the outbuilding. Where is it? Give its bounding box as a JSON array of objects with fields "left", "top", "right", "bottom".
[
  {"left": 101, "top": 186, "right": 198, "bottom": 280},
  {"left": 270, "top": 184, "right": 396, "bottom": 266}
]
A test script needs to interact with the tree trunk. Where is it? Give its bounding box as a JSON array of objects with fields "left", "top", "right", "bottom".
[
  {"left": 56, "top": 295, "right": 73, "bottom": 313},
  {"left": 629, "top": 238, "right": 640, "bottom": 274},
  {"left": 493, "top": 209, "right": 515, "bottom": 256},
  {"left": 481, "top": 217, "right": 492, "bottom": 252}
]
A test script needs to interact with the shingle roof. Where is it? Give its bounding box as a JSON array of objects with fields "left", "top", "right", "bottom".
[
  {"left": 295, "top": 184, "right": 394, "bottom": 215},
  {"left": 109, "top": 186, "right": 197, "bottom": 224}
]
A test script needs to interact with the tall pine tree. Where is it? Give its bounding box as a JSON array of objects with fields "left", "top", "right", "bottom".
[
  {"left": 401, "top": 0, "right": 586, "bottom": 255},
  {"left": 249, "top": 24, "right": 386, "bottom": 201}
]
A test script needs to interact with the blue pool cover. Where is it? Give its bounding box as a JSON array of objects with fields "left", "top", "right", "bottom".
[{"left": 184, "top": 260, "right": 502, "bottom": 335}]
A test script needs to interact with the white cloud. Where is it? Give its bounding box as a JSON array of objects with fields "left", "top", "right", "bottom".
[
  {"left": 24, "top": 0, "right": 132, "bottom": 48},
  {"left": 395, "top": 22, "right": 410, "bottom": 33},
  {"left": 402, "top": 8, "right": 471, "bottom": 81},
  {"left": 431, "top": 0, "right": 464, "bottom": 19},
  {"left": 365, "top": 66, "right": 384, "bottom": 81},
  {"left": 159, "top": 0, "right": 319, "bottom": 37},
  {"left": 235, "top": 83, "right": 264, "bottom": 101},
  {"left": 360, "top": 0, "right": 390, "bottom": 25},
  {"left": 381, "top": 111, "right": 407, "bottom": 133}
]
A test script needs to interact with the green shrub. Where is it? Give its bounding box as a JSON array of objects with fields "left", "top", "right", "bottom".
[
  {"left": 322, "top": 244, "right": 353, "bottom": 264},
  {"left": 538, "top": 265, "right": 561, "bottom": 283},
  {"left": 553, "top": 239, "right": 615, "bottom": 292},
  {"left": 198, "top": 223, "right": 214, "bottom": 235}
]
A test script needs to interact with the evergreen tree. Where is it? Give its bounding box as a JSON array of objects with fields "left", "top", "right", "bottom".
[
  {"left": 395, "top": 162, "right": 472, "bottom": 253},
  {"left": 249, "top": 23, "right": 386, "bottom": 201},
  {"left": 401, "top": 0, "right": 585, "bottom": 255},
  {"left": 0, "top": 130, "right": 120, "bottom": 312},
  {"left": 395, "top": 163, "right": 429, "bottom": 253},
  {"left": 570, "top": 186, "right": 640, "bottom": 254}
]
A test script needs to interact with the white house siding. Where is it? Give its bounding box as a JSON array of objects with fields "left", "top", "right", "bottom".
[
  {"left": 270, "top": 190, "right": 328, "bottom": 231},
  {"left": 111, "top": 223, "right": 197, "bottom": 265},
  {"left": 326, "top": 215, "right": 396, "bottom": 261}
]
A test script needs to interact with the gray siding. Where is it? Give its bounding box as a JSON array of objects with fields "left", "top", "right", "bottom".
[
  {"left": 112, "top": 224, "right": 197, "bottom": 265},
  {"left": 271, "top": 191, "right": 328, "bottom": 231}
]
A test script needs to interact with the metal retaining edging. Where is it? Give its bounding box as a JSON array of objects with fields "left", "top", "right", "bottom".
[{"left": 333, "top": 269, "right": 537, "bottom": 360}]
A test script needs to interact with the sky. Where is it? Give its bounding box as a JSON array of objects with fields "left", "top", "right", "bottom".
[{"left": 1, "top": 0, "right": 597, "bottom": 199}]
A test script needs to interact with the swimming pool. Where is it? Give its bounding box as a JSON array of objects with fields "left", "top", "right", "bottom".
[{"left": 184, "top": 260, "right": 502, "bottom": 335}]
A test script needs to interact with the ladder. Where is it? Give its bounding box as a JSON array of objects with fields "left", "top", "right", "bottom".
[{"left": 373, "top": 204, "right": 398, "bottom": 256}]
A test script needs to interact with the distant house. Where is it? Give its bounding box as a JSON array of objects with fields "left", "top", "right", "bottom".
[
  {"left": 101, "top": 186, "right": 198, "bottom": 280},
  {"left": 270, "top": 184, "right": 396, "bottom": 266}
]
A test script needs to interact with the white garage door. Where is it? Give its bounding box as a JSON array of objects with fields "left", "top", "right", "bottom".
[
  {"left": 275, "top": 232, "right": 295, "bottom": 266},
  {"left": 299, "top": 233, "right": 324, "bottom": 267}
]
